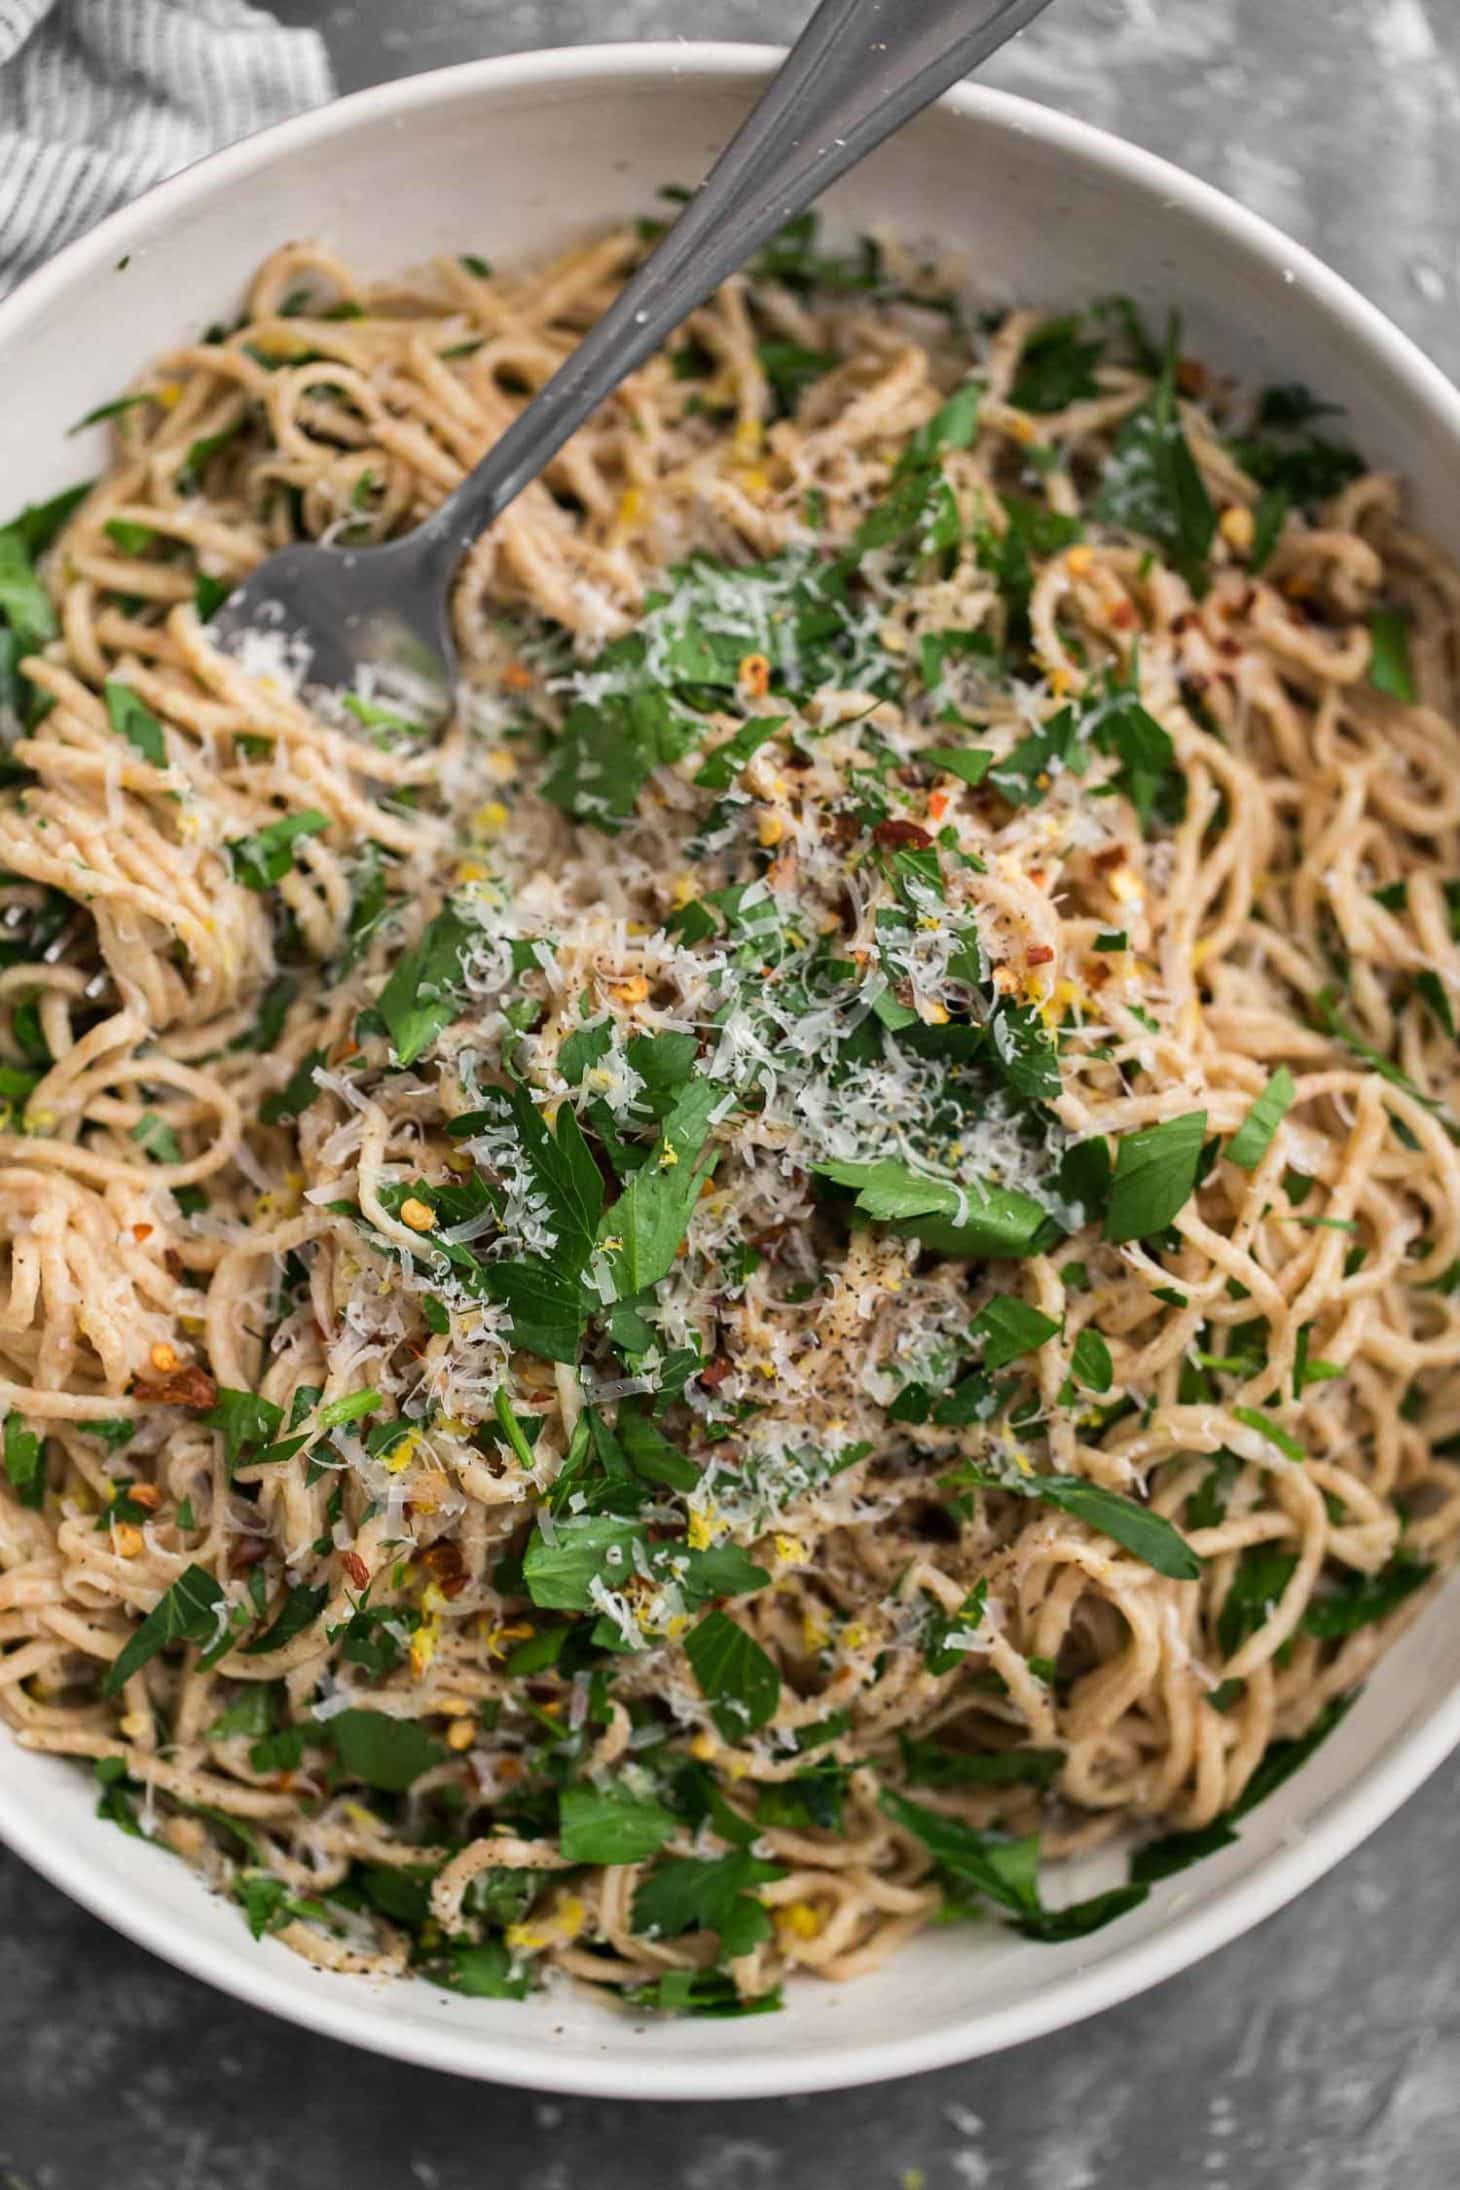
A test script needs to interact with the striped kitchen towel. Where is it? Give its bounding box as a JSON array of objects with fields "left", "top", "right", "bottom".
[{"left": 0, "top": 0, "right": 334, "bottom": 297}]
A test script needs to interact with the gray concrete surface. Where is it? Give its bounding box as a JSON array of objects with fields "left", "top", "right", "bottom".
[{"left": 4, "top": 3, "right": 1460, "bottom": 2185}]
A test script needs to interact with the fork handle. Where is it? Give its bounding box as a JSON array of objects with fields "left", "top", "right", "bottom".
[{"left": 428, "top": 0, "right": 1054, "bottom": 555}]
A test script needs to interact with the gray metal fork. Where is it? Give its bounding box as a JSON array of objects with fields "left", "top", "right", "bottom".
[{"left": 210, "top": 0, "right": 1056, "bottom": 706}]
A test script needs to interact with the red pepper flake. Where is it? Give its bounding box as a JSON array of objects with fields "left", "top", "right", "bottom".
[
  {"left": 1092, "top": 845, "right": 1126, "bottom": 874},
  {"left": 132, "top": 1364, "right": 219, "bottom": 1409},
  {"left": 1026, "top": 945, "right": 1055, "bottom": 967},
  {"left": 341, "top": 1549, "right": 369, "bottom": 1590},
  {"left": 872, "top": 818, "right": 933, "bottom": 850},
  {"left": 423, "top": 1541, "right": 468, "bottom": 1598},
  {"left": 698, "top": 1357, "right": 733, "bottom": 1392}
]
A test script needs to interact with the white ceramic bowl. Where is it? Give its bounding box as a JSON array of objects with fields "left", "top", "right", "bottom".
[{"left": 3, "top": 42, "right": 1459, "bottom": 2101}]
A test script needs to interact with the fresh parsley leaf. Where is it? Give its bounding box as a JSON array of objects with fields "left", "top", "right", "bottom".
[
  {"left": 232, "top": 974, "right": 296, "bottom": 1053},
  {"left": 901, "top": 382, "right": 982, "bottom": 468},
  {"left": 104, "top": 517, "right": 155, "bottom": 556},
  {"left": 1016, "top": 1885, "right": 1152, "bottom": 1942},
  {"left": 1413, "top": 971, "right": 1455, "bottom": 1040},
  {"left": 1231, "top": 386, "right": 1362, "bottom": 511},
  {"left": 923, "top": 744, "right": 993, "bottom": 788},
  {"left": 377, "top": 903, "right": 474, "bottom": 1066},
  {"left": 461, "top": 1085, "right": 606, "bottom": 1360},
  {"left": 1129, "top": 1816, "right": 1239, "bottom": 1884},
  {"left": 332, "top": 1599, "right": 415, "bottom": 1678},
  {"left": 70, "top": 392, "right": 155, "bottom": 433},
  {"left": 632, "top": 1848, "right": 786, "bottom": 1961},
  {"left": 625, "top": 1030, "right": 699, "bottom": 1117},
  {"left": 201, "top": 1388, "right": 284, "bottom": 1471},
  {"left": 923, "top": 1579, "right": 988, "bottom": 1674},
  {"left": 7, "top": 481, "right": 90, "bottom": 555},
  {"left": 594, "top": 1078, "right": 722, "bottom": 1300},
  {"left": 559, "top": 1783, "right": 677, "bottom": 1865},
  {"left": 0, "top": 526, "right": 59, "bottom": 655},
  {"left": 950, "top": 1464, "right": 1201, "bottom": 1580},
  {"left": 103, "top": 680, "right": 166, "bottom": 766},
  {"left": 181, "top": 421, "right": 246, "bottom": 486},
  {"left": 685, "top": 1609, "right": 780, "bottom": 1741},
  {"left": 327, "top": 1709, "right": 446, "bottom": 1791},
  {"left": 1095, "top": 320, "right": 1215, "bottom": 586},
  {"left": 988, "top": 703, "right": 1086, "bottom": 808},
  {"left": 482, "top": 1258, "right": 586, "bottom": 1365},
  {"left": 429, "top": 1938, "right": 534, "bottom": 1998},
  {"left": 1368, "top": 608, "right": 1415, "bottom": 702},
  {"left": 676, "top": 1544, "right": 772, "bottom": 1604},
  {"left": 694, "top": 714, "right": 786, "bottom": 791},
  {"left": 260, "top": 1047, "right": 325, "bottom": 1126},
  {"left": 543, "top": 686, "right": 696, "bottom": 832},
  {"left": 754, "top": 1759, "right": 849, "bottom": 1832},
  {"left": 879, "top": 1789, "right": 1041, "bottom": 1919},
  {"left": 498, "top": 1081, "right": 605, "bottom": 1271},
  {"left": 977, "top": 495, "right": 1083, "bottom": 643},
  {"left": 1104, "top": 1111, "right": 1208, "bottom": 1243},
  {"left": 1250, "top": 487, "right": 1288, "bottom": 572},
  {"left": 1227, "top": 1067, "right": 1295, "bottom": 1170},
  {"left": 240, "top": 1582, "right": 328, "bottom": 1657},
  {"left": 1232, "top": 1405, "right": 1305, "bottom": 1461},
  {"left": 1071, "top": 1327, "right": 1115, "bottom": 1393},
  {"left": 1009, "top": 318, "right": 1102, "bottom": 413},
  {"left": 613, "top": 1402, "right": 700, "bottom": 1494},
  {"left": 1081, "top": 674, "right": 1180, "bottom": 829},
  {"left": 251, "top": 1725, "right": 310, "bottom": 1774},
  {"left": 234, "top": 1872, "right": 297, "bottom": 1939},
  {"left": 814, "top": 1157, "right": 1053, "bottom": 1261},
  {"left": 756, "top": 340, "right": 838, "bottom": 410},
  {"left": 2, "top": 1412, "right": 43, "bottom": 1509},
  {"left": 195, "top": 572, "right": 232, "bottom": 620},
  {"left": 1301, "top": 1555, "right": 1431, "bottom": 1639},
  {"left": 898, "top": 1736, "right": 1062, "bottom": 1790},
  {"left": 559, "top": 1018, "right": 612, "bottom": 1085},
  {"left": 1131, "top": 1694, "right": 1355, "bottom": 1884},
  {"left": 1311, "top": 985, "right": 1435, "bottom": 1109},
  {"left": 102, "top": 1564, "right": 223, "bottom": 1693},
  {"left": 207, "top": 1686, "right": 277, "bottom": 1742},
  {"left": 130, "top": 1110, "right": 182, "bottom": 1164},
  {"left": 522, "top": 1513, "right": 645, "bottom": 1612},
  {"left": 623, "top": 1968, "right": 781, "bottom": 2017},
  {"left": 226, "top": 809, "right": 329, "bottom": 891},
  {"left": 969, "top": 1295, "right": 1060, "bottom": 1370},
  {"left": 1217, "top": 1544, "right": 1298, "bottom": 1655}
]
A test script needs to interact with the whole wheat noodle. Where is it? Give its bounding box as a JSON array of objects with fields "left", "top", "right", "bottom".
[{"left": 2, "top": 230, "right": 1458, "bottom": 2002}]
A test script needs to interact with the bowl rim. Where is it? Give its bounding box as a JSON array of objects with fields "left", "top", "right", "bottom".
[{"left": 3, "top": 36, "right": 1460, "bottom": 2101}]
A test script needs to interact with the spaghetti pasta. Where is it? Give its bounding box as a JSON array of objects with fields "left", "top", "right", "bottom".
[{"left": 1, "top": 218, "right": 1458, "bottom": 2012}]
